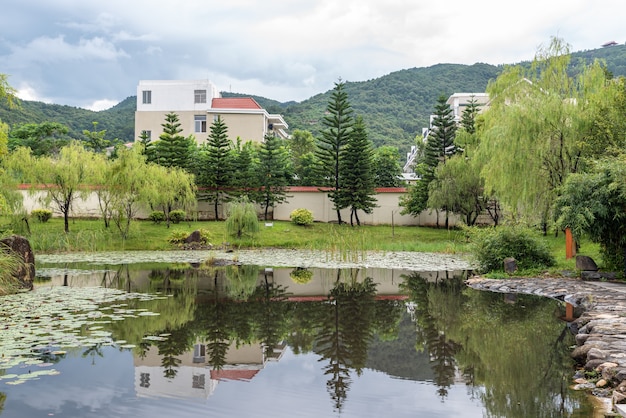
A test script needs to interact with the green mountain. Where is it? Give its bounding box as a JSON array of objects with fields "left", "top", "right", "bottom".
[{"left": 2, "top": 44, "right": 626, "bottom": 152}]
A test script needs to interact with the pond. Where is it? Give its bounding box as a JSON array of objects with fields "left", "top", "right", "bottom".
[{"left": 0, "top": 251, "right": 594, "bottom": 417}]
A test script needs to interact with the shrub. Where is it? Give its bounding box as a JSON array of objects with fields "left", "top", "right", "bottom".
[
  {"left": 149, "top": 211, "right": 165, "bottom": 224},
  {"left": 466, "top": 225, "right": 555, "bottom": 273},
  {"left": 169, "top": 210, "right": 186, "bottom": 224},
  {"left": 31, "top": 209, "right": 53, "bottom": 223},
  {"left": 290, "top": 208, "right": 314, "bottom": 226},
  {"left": 226, "top": 197, "right": 259, "bottom": 238},
  {"left": 167, "top": 230, "right": 189, "bottom": 245}
]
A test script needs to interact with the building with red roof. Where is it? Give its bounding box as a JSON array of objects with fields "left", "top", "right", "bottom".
[{"left": 135, "top": 79, "right": 288, "bottom": 145}]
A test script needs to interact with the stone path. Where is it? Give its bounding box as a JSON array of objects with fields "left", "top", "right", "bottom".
[{"left": 466, "top": 276, "right": 626, "bottom": 416}]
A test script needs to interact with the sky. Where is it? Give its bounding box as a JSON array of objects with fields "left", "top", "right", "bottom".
[{"left": 1, "top": 0, "right": 624, "bottom": 111}]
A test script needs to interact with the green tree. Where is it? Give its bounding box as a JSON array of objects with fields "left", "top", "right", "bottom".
[
  {"left": 477, "top": 37, "right": 613, "bottom": 230},
  {"left": 316, "top": 81, "right": 354, "bottom": 224},
  {"left": 554, "top": 155, "right": 626, "bottom": 274},
  {"left": 9, "top": 122, "right": 70, "bottom": 156},
  {"left": 152, "top": 112, "right": 195, "bottom": 170},
  {"left": 339, "top": 116, "right": 377, "bottom": 226},
  {"left": 459, "top": 95, "right": 481, "bottom": 135},
  {"left": 288, "top": 129, "right": 316, "bottom": 185},
  {"left": 200, "top": 115, "right": 233, "bottom": 220},
  {"left": 82, "top": 121, "right": 114, "bottom": 153},
  {"left": 225, "top": 196, "right": 259, "bottom": 239},
  {"left": 108, "top": 147, "right": 153, "bottom": 239},
  {"left": 400, "top": 96, "right": 457, "bottom": 218},
  {"left": 0, "top": 74, "right": 18, "bottom": 108},
  {"left": 427, "top": 155, "right": 486, "bottom": 226},
  {"left": 229, "top": 138, "right": 258, "bottom": 197},
  {"left": 148, "top": 165, "right": 197, "bottom": 228},
  {"left": 255, "top": 134, "right": 291, "bottom": 220},
  {"left": 8, "top": 142, "right": 95, "bottom": 233},
  {"left": 372, "top": 145, "right": 403, "bottom": 187}
]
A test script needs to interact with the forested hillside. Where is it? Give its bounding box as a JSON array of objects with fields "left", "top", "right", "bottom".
[{"left": 2, "top": 44, "right": 626, "bottom": 152}]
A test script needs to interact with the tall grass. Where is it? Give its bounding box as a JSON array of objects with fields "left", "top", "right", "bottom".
[{"left": 0, "top": 251, "right": 26, "bottom": 295}]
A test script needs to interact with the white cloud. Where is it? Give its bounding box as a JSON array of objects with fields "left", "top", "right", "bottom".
[
  {"left": 1, "top": 0, "right": 625, "bottom": 107},
  {"left": 85, "top": 99, "right": 118, "bottom": 111}
]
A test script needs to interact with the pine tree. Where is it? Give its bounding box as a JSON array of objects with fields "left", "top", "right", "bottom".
[
  {"left": 339, "top": 116, "right": 377, "bottom": 226},
  {"left": 200, "top": 115, "right": 233, "bottom": 220},
  {"left": 153, "top": 112, "right": 195, "bottom": 170},
  {"left": 460, "top": 95, "right": 481, "bottom": 135},
  {"left": 401, "top": 96, "right": 457, "bottom": 218},
  {"left": 256, "top": 134, "right": 291, "bottom": 221},
  {"left": 316, "top": 81, "right": 354, "bottom": 224}
]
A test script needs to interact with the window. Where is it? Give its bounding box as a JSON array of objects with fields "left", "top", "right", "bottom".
[
  {"left": 140, "top": 372, "right": 150, "bottom": 388},
  {"left": 192, "top": 373, "right": 206, "bottom": 390},
  {"left": 194, "top": 115, "right": 207, "bottom": 133},
  {"left": 194, "top": 89, "right": 207, "bottom": 104},
  {"left": 140, "top": 130, "right": 151, "bottom": 141},
  {"left": 142, "top": 90, "right": 151, "bottom": 104}
]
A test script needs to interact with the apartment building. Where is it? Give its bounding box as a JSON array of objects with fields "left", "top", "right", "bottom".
[{"left": 135, "top": 80, "right": 288, "bottom": 145}]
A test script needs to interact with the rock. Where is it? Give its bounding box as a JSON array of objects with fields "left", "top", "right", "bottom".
[
  {"left": 613, "top": 390, "right": 626, "bottom": 404},
  {"left": 185, "top": 230, "right": 203, "bottom": 244},
  {"left": 503, "top": 257, "right": 517, "bottom": 274},
  {"left": 581, "top": 271, "right": 602, "bottom": 281},
  {"left": 576, "top": 255, "right": 598, "bottom": 271},
  {"left": 572, "top": 345, "right": 592, "bottom": 361},
  {"left": 596, "top": 378, "right": 608, "bottom": 387},
  {"left": 585, "top": 359, "right": 606, "bottom": 370},
  {"left": 588, "top": 347, "right": 609, "bottom": 360},
  {"left": 0, "top": 235, "right": 35, "bottom": 290}
]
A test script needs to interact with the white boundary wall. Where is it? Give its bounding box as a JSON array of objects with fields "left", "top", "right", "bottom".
[{"left": 19, "top": 188, "right": 462, "bottom": 227}]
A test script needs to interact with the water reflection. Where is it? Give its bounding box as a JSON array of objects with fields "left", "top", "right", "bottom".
[{"left": 4, "top": 263, "right": 593, "bottom": 417}]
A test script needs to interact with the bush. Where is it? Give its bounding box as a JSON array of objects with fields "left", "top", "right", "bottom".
[
  {"left": 149, "top": 211, "right": 165, "bottom": 224},
  {"left": 167, "top": 230, "right": 189, "bottom": 245},
  {"left": 466, "top": 225, "right": 555, "bottom": 273},
  {"left": 290, "top": 208, "right": 314, "bottom": 226},
  {"left": 31, "top": 209, "right": 53, "bottom": 223},
  {"left": 169, "top": 210, "right": 186, "bottom": 224}
]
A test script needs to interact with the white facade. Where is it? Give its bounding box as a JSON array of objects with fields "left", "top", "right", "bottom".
[{"left": 136, "top": 79, "right": 220, "bottom": 112}]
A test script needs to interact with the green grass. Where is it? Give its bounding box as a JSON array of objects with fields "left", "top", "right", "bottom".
[
  {"left": 16, "top": 217, "right": 471, "bottom": 254},
  {"left": 5, "top": 217, "right": 605, "bottom": 277}
]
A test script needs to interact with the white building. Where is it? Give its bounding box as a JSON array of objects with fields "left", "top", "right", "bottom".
[{"left": 135, "top": 80, "right": 288, "bottom": 145}]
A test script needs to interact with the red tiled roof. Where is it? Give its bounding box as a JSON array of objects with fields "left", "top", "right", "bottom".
[
  {"left": 211, "top": 97, "right": 262, "bottom": 109},
  {"left": 210, "top": 369, "right": 259, "bottom": 381}
]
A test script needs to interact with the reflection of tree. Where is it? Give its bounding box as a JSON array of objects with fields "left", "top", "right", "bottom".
[
  {"left": 155, "top": 327, "right": 194, "bottom": 379},
  {"left": 225, "top": 264, "right": 260, "bottom": 300},
  {"left": 204, "top": 270, "right": 231, "bottom": 370},
  {"left": 455, "top": 290, "right": 590, "bottom": 418},
  {"left": 401, "top": 273, "right": 464, "bottom": 399},
  {"left": 316, "top": 274, "right": 377, "bottom": 412},
  {"left": 251, "top": 272, "right": 291, "bottom": 359},
  {"left": 82, "top": 343, "right": 104, "bottom": 366}
]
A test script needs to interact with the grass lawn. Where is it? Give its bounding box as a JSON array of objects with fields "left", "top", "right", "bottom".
[{"left": 7, "top": 216, "right": 602, "bottom": 274}]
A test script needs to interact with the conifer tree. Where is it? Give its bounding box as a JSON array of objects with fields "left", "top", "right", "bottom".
[
  {"left": 339, "top": 116, "right": 377, "bottom": 226},
  {"left": 256, "top": 134, "right": 291, "bottom": 221},
  {"left": 316, "top": 81, "right": 354, "bottom": 224},
  {"left": 200, "top": 115, "right": 233, "bottom": 220},
  {"left": 152, "top": 112, "right": 195, "bottom": 170},
  {"left": 401, "top": 96, "right": 457, "bottom": 217}
]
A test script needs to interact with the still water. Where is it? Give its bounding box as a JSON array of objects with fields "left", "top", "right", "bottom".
[{"left": 0, "top": 257, "right": 594, "bottom": 417}]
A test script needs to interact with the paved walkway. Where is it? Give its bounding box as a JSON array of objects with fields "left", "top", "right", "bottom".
[{"left": 466, "top": 276, "right": 626, "bottom": 416}]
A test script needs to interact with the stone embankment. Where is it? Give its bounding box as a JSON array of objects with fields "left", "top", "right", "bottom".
[{"left": 466, "top": 276, "right": 626, "bottom": 416}]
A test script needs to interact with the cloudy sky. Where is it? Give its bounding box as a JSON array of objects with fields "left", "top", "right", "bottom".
[{"left": 1, "top": 0, "right": 624, "bottom": 111}]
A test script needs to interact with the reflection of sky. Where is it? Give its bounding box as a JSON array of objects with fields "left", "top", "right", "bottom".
[{"left": 1, "top": 347, "right": 484, "bottom": 418}]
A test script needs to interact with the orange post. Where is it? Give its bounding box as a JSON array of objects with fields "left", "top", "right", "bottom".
[{"left": 565, "top": 228, "right": 576, "bottom": 259}]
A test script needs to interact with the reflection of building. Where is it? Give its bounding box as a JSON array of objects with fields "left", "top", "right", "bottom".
[{"left": 134, "top": 340, "right": 286, "bottom": 400}]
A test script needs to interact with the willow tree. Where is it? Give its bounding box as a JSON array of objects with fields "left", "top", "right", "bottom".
[
  {"left": 147, "top": 165, "right": 197, "bottom": 228},
  {"left": 7, "top": 142, "right": 96, "bottom": 233},
  {"left": 476, "top": 37, "right": 613, "bottom": 230}
]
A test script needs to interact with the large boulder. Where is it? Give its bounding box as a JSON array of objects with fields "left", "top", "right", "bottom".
[
  {"left": 576, "top": 255, "right": 598, "bottom": 271},
  {"left": 0, "top": 235, "right": 35, "bottom": 290}
]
